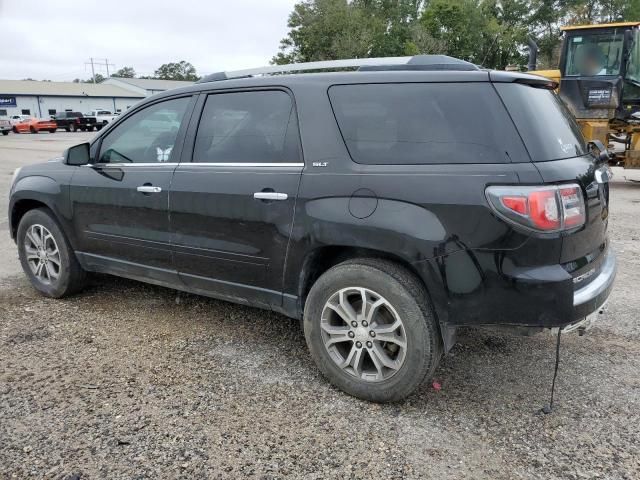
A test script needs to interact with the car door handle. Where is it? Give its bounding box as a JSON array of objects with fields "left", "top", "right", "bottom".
[
  {"left": 137, "top": 185, "right": 162, "bottom": 193},
  {"left": 253, "top": 192, "right": 288, "bottom": 201}
]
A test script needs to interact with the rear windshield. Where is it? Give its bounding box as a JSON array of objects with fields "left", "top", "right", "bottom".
[
  {"left": 328, "top": 83, "right": 527, "bottom": 165},
  {"left": 494, "top": 83, "right": 587, "bottom": 161}
]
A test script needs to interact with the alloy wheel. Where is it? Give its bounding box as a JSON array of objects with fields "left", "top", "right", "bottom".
[
  {"left": 320, "top": 287, "right": 407, "bottom": 382},
  {"left": 23, "top": 224, "right": 61, "bottom": 284}
]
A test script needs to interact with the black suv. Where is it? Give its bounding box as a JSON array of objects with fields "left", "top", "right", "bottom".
[{"left": 8, "top": 56, "right": 616, "bottom": 402}]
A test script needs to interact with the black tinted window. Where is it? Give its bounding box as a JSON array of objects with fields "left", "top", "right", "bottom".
[
  {"left": 99, "top": 97, "right": 189, "bottom": 164},
  {"left": 193, "top": 90, "right": 300, "bottom": 163},
  {"left": 329, "top": 83, "right": 524, "bottom": 164},
  {"left": 495, "top": 83, "right": 587, "bottom": 161}
]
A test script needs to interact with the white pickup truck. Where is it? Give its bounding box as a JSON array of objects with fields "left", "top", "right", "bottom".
[{"left": 83, "top": 109, "right": 119, "bottom": 130}]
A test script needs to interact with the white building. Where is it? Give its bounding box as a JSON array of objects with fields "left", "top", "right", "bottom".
[
  {"left": 101, "top": 77, "right": 194, "bottom": 97},
  {"left": 0, "top": 80, "right": 145, "bottom": 119}
]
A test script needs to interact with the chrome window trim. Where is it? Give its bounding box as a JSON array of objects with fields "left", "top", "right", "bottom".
[
  {"left": 182, "top": 162, "right": 304, "bottom": 168},
  {"left": 85, "top": 163, "right": 180, "bottom": 167},
  {"left": 84, "top": 162, "right": 305, "bottom": 168}
]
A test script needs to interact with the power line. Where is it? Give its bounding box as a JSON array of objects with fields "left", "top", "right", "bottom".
[{"left": 84, "top": 58, "right": 115, "bottom": 83}]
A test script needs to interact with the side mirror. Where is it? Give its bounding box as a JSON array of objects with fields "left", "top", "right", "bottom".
[
  {"left": 588, "top": 140, "right": 610, "bottom": 163},
  {"left": 65, "top": 142, "right": 91, "bottom": 166}
]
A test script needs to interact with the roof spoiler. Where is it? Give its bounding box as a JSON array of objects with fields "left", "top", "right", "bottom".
[{"left": 489, "top": 70, "right": 558, "bottom": 90}]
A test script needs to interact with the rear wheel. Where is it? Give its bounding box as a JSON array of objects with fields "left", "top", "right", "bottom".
[
  {"left": 87, "top": 126, "right": 94, "bottom": 132},
  {"left": 12, "top": 127, "right": 18, "bottom": 134},
  {"left": 95, "top": 125, "right": 103, "bottom": 131},
  {"left": 1, "top": 130, "right": 8, "bottom": 136},
  {"left": 48, "top": 129, "right": 56, "bottom": 133},
  {"left": 17, "top": 209, "right": 86, "bottom": 298},
  {"left": 65, "top": 126, "right": 71, "bottom": 132},
  {"left": 304, "top": 258, "right": 442, "bottom": 402},
  {"left": 30, "top": 126, "right": 37, "bottom": 134}
]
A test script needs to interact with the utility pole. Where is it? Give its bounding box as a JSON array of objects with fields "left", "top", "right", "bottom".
[{"left": 84, "top": 58, "right": 115, "bottom": 83}]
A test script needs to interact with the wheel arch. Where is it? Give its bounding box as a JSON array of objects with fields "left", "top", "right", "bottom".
[
  {"left": 298, "top": 246, "right": 435, "bottom": 313},
  {"left": 10, "top": 198, "right": 54, "bottom": 241}
]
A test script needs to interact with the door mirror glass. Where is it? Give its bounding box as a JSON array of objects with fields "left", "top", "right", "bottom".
[{"left": 65, "top": 142, "right": 91, "bottom": 166}]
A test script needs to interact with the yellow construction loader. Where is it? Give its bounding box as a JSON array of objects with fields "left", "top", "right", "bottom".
[{"left": 529, "top": 22, "right": 640, "bottom": 171}]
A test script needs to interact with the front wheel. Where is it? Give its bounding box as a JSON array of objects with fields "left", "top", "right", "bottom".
[
  {"left": 17, "top": 209, "right": 87, "bottom": 298},
  {"left": 1, "top": 130, "right": 8, "bottom": 136},
  {"left": 304, "top": 259, "right": 442, "bottom": 402},
  {"left": 30, "top": 126, "right": 37, "bottom": 134},
  {"left": 48, "top": 129, "right": 56, "bottom": 133}
]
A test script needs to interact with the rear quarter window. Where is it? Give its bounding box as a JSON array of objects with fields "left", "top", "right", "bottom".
[
  {"left": 494, "top": 83, "right": 587, "bottom": 161},
  {"left": 328, "top": 82, "right": 527, "bottom": 165}
]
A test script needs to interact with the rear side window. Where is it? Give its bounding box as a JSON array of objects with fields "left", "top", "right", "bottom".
[
  {"left": 328, "top": 83, "right": 526, "bottom": 165},
  {"left": 494, "top": 83, "right": 587, "bottom": 161},
  {"left": 193, "top": 90, "right": 300, "bottom": 164}
]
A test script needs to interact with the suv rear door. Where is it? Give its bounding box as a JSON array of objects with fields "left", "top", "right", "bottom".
[
  {"left": 169, "top": 89, "right": 303, "bottom": 308},
  {"left": 70, "top": 95, "right": 195, "bottom": 280}
]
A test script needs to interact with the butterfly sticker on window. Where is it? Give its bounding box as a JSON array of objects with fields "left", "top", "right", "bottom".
[{"left": 156, "top": 146, "right": 173, "bottom": 162}]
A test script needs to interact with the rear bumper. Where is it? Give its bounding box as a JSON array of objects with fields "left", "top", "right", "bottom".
[
  {"left": 571, "top": 249, "right": 616, "bottom": 321},
  {"left": 415, "top": 243, "right": 616, "bottom": 329}
]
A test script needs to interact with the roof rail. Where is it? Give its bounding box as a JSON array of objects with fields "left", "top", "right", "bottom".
[{"left": 198, "top": 55, "right": 478, "bottom": 83}]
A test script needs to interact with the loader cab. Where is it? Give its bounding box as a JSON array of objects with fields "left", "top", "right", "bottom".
[{"left": 558, "top": 22, "right": 640, "bottom": 121}]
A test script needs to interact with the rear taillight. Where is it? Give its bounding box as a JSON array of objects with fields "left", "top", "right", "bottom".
[{"left": 486, "top": 184, "right": 585, "bottom": 233}]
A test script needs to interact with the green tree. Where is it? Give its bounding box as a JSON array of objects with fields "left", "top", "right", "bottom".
[
  {"left": 419, "top": 0, "right": 489, "bottom": 63},
  {"left": 112, "top": 66, "right": 136, "bottom": 78},
  {"left": 153, "top": 61, "right": 199, "bottom": 81},
  {"left": 273, "top": 0, "right": 381, "bottom": 64},
  {"left": 273, "top": 0, "right": 639, "bottom": 72},
  {"left": 623, "top": 0, "right": 640, "bottom": 19}
]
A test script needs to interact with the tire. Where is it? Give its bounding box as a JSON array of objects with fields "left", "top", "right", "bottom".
[
  {"left": 87, "top": 126, "right": 94, "bottom": 132},
  {"left": 65, "top": 126, "right": 71, "bottom": 132},
  {"left": 12, "top": 127, "right": 18, "bottom": 134},
  {"left": 95, "top": 125, "right": 103, "bottom": 131},
  {"left": 17, "top": 208, "right": 86, "bottom": 298},
  {"left": 49, "top": 129, "right": 56, "bottom": 133},
  {"left": 30, "top": 126, "right": 37, "bottom": 134},
  {"left": 1, "top": 130, "right": 8, "bottom": 136},
  {"left": 303, "top": 258, "right": 442, "bottom": 403}
]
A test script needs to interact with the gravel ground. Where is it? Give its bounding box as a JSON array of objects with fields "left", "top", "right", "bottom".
[{"left": 0, "top": 134, "right": 639, "bottom": 479}]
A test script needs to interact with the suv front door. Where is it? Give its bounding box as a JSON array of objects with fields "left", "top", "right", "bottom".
[
  {"left": 70, "top": 95, "right": 194, "bottom": 280},
  {"left": 170, "top": 89, "right": 303, "bottom": 308}
]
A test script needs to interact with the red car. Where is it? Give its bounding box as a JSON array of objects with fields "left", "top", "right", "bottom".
[{"left": 12, "top": 118, "right": 57, "bottom": 134}]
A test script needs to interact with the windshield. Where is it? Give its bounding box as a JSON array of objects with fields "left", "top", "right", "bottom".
[{"left": 565, "top": 29, "right": 624, "bottom": 76}]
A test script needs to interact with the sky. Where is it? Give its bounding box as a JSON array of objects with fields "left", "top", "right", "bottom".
[{"left": 0, "top": 0, "right": 297, "bottom": 81}]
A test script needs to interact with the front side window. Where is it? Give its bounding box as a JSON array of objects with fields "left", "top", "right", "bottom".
[
  {"left": 329, "top": 83, "right": 524, "bottom": 165},
  {"left": 193, "top": 90, "right": 300, "bottom": 163},
  {"left": 98, "top": 97, "right": 190, "bottom": 164},
  {"left": 565, "top": 30, "right": 624, "bottom": 77}
]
